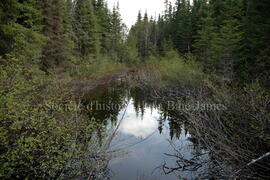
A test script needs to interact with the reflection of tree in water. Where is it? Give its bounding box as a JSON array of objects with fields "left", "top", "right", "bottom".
[
  {"left": 84, "top": 81, "right": 190, "bottom": 141},
  {"left": 131, "top": 86, "right": 155, "bottom": 118},
  {"left": 130, "top": 86, "right": 187, "bottom": 139},
  {"left": 158, "top": 135, "right": 226, "bottom": 179},
  {"left": 82, "top": 81, "right": 130, "bottom": 143},
  {"left": 77, "top": 82, "right": 270, "bottom": 179},
  {"left": 62, "top": 81, "right": 130, "bottom": 179},
  {"left": 130, "top": 87, "right": 224, "bottom": 179},
  {"left": 80, "top": 81, "right": 226, "bottom": 179}
]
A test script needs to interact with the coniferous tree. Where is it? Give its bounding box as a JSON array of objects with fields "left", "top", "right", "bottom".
[
  {"left": 156, "top": 14, "right": 166, "bottom": 56},
  {"left": 149, "top": 17, "right": 158, "bottom": 55},
  {"left": 239, "top": 0, "right": 270, "bottom": 82},
  {"left": 216, "top": 1, "right": 243, "bottom": 82},
  {"left": 63, "top": 0, "right": 76, "bottom": 56},
  {"left": 41, "top": 0, "right": 68, "bottom": 72},
  {"left": 142, "top": 12, "right": 150, "bottom": 59},
  {"left": 74, "top": 0, "right": 101, "bottom": 58},
  {"left": 0, "top": 0, "right": 45, "bottom": 61},
  {"left": 191, "top": 0, "right": 208, "bottom": 51},
  {"left": 134, "top": 11, "right": 145, "bottom": 59},
  {"left": 94, "top": 0, "right": 111, "bottom": 54},
  {"left": 110, "top": 3, "right": 124, "bottom": 57},
  {"left": 194, "top": 10, "right": 218, "bottom": 73},
  {"left": 195, "top": 0, "right": 243, "bottom": 82},
  {"left": 171, "top": 0, "right": 193, "bottom": 53},
  {"left": 125, "top": 29, "right": 139, "bottom": 63}
]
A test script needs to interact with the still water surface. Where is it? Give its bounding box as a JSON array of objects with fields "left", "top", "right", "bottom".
[{"left": 83, "top": 80, "right": 209, "bottom": 180}]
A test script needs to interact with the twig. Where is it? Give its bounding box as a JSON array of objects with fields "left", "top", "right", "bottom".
[{"left": 231, "top": 152, "right": 270, "bottom": 178}]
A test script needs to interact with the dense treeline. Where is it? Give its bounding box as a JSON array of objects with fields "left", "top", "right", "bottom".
[
  {"left": 0, "top": 0, "right": 128, "bottom": 71},
  {"left": 129, "top": 0, "right": 270, "bottom": 84},
  {"left": 1, "top": 0, "right": 269, "bottom": 84}
]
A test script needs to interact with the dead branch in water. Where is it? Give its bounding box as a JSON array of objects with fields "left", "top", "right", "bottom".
[{"left": 231, "top": 152, "right": 270, "bottom": 178}]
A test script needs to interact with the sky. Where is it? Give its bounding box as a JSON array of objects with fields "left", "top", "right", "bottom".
[{"left": 107, "top": 0, "right": 173, "bottom": 28}]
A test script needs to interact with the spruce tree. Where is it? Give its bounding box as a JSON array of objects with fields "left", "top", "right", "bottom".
[
  {"left": 40, "top": 0, "right": 68, "bottom": 72},
  {"left": 194, "top": 11, "right": 218, "bottom": 73},
  {"left": 171, "top": 0, "right": 193, "bottom": 53},
  {"left": 63, "top": 0, "right": 76, "bottom": 56},
  {"left": 239, "top": 0, "right": 270, "bottom": 82},
  {"left": 0, "top": 0, "right": 45, "bottom": 62},
  {"left": 110, "top": 2, "right": 124, "bottom": 57},
  {"left": 94, "top": 0, "right": 111, "bottom": 54},
  {"left": 74, "top": 0, "right": 101, "bottom": 58},
  {"left": 142, "top": 12, "right": 150, "bottom": 59},
  {"left": 216, "top": 1, "right": 243, "bottom": 82}
]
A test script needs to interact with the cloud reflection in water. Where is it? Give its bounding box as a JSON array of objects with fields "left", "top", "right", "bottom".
[{"left": 119, "top": 101, "right": 160, "bottom": 138}]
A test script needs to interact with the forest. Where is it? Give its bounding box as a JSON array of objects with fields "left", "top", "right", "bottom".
[{"left": 0, "top": 0, "right": 270, "bottom": 179}]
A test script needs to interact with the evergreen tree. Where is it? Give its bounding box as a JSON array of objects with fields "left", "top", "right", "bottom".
[
  {"left": 149, "top": 17, "right": 158, "bottom": 55},
  {"left": 134, "top": 11, "right": 145, "bottom": 59},
  {"left": 40, "top": 0, "right": 68, "bottom": 72},
  {"left": 94, "top": 0, "right": 111, "bottom": 54},
  {"left": 110, "top": 2, "right": 124, "bottom": 57},
  {"left": 171, "top": 0, "right": 193, "bottom": 53},
  {"left": 0, "top": 0, "right": 45, "bottom": 62},
  {"left": 195, "top": 0, "right": 243, "bottom": 83},
  {"left": 125, "top": 30, "right": 139, "bottom": 63},
  {"left": 194, "top": 11, "right": 218, "bottom": 73},
  {"left": 239, "top": 0, "right": 270, "bottom": 82},
  {"left": 217, "top": 18, "right": 242, "bottom": 82},
  {"left": 156, "top": 14, "right": 166, "bottom": 56},
  {"left": 74, "top": 0, "right": 101, "bottom": 58},
  {"left": 191, "top": 0, "right": 208, "bottom": 51},
  {"left": 63, "top": 0, "right": 76, "bottom": 56},
  {"left": 217, "top": 1, "right": 243, "bottom": 82},
  {"left": 142, "top": 12, "right": 150, "bottom": 59}
]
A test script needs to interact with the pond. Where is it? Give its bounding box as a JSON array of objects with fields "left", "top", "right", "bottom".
[{"left": 82, "top": 79, "right": 212, "bottom": 180}]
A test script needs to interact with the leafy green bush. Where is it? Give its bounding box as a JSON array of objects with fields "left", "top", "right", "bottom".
[
  {"left": 70, "top": 57, "right": 127, "bottom": 78},
  {"left": 158, "top": 55, "right": 206, "bottom": 87},
  {"left": 0, "top": 56, "right": 106, "bottom": 179}
]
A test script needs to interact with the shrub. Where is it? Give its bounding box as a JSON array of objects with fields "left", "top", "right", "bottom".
[
  {"left": 0, "top": 56, "right": 107, "bottom": 179},
  {"left": 158, "top": 55, "right": 206, "bottom": 88}
]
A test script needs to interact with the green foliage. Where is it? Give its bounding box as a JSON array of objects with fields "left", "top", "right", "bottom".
[
  {"left": 74, "top": 0, "right": 101, "bottom": 58},
  {"left": 40, "top": 0, "right": 69, "bottom": 72},
  {"left": 70, "top": 57, "right": 126, "bottom": 78},
  {"left": 110, "top": 3, "right": 125, "bottom": 56},
  {"left": 158, "top": 54, "right": 206, "bottom": 87},
  {"left": 0, "top": 57, "right": 67, "bottom": 178},
  {"left": 129, "top": 11, "right": 158, "bottom": 60},
  {"left": 194, "top": 15, "right": 218, "bottom": 73},
  {"left": 171, "top": 0, "right": 193, "bottom": 53},
  {"left": 194, "top": 0, "right": 243, "bottom": 84},
  {"left": 0, "top": 56, "right": 107, "bottom": 179},
  {"left": 0, "top": 0, "right": 45, "bottom": 61},
  {"left": 93, "top": 0, "right": 111, "bottom": 54},
  {"left": 237, "top": 0, "right": 270, "bottom": 82},
  {"left": 129, "top": 0, "right": 270, "bottom": 84}
]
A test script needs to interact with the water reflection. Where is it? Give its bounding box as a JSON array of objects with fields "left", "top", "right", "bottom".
[
  {"left": 82, "top": 81, "right": 212, "bottom": 180},
  {"left": 119, "top": 100, "right": 159, "bottom": 138}
]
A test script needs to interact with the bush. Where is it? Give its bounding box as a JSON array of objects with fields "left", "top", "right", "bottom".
[
  {"left": 69, "top": 57, "right": 126, "bottom": 78},
  {"left": 0, "top": 56, "right": 107, "bottom": 179},
  {"left": 158, "top": 55, "right": 206, "bottom": 88}
]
